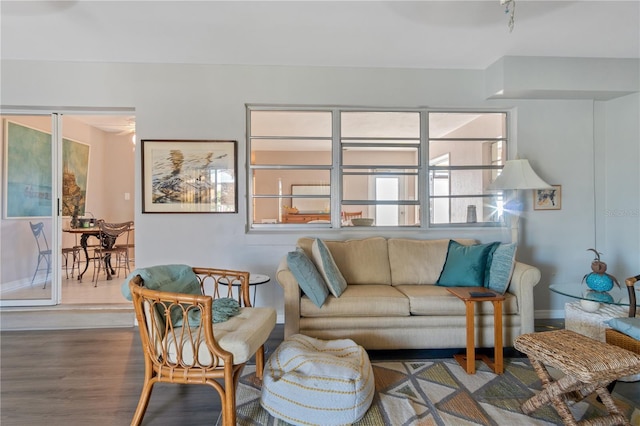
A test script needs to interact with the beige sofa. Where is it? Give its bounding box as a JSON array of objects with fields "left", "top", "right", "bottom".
[{"left": 276, "top": 237, "right": 541, "bottom": 350}]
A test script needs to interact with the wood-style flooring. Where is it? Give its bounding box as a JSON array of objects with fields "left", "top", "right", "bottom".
[{"left": 1, "top": 324, "right": 638, "bottom": 425}]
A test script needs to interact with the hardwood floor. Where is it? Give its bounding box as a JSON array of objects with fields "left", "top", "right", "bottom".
[{"left": 1, "top": 323, "right": 638, "bottom": 425}]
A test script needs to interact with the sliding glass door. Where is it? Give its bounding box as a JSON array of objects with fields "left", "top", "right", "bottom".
[{"left": 1, "top": 114, "right": 60, "bottom": 306}]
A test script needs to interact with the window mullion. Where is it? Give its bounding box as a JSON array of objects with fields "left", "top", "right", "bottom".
[{"left": 332, "top": 109, "right": 341, "bottom": 227}]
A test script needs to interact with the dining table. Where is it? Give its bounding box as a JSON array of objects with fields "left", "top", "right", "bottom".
[{"left": 63, "top": 227, "right": 118, "bottom": 282}]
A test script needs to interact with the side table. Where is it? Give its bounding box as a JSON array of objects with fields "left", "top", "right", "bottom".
[
  {"left": 231, "top": 273, "right": 270, "bottom": 306},
  {"left": 565, "top": 301, "right": 629, "bottom": 342},
  {"left": 447, "top": 287, "right": 505, "bottom": 374}
]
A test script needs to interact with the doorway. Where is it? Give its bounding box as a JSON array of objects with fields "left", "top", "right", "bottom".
[{"left": 0, "top": 112, "right": 135, "bottom": 307}]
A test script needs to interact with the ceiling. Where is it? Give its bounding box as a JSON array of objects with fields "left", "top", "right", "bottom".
[
  {"left": 1, "top": 1, "right": 638, "bottom": 70},
  {"left": 2, "top": 1, "right": 639, "bottom": 131}
]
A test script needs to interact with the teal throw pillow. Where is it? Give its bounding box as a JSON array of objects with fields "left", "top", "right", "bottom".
[
  {"left": 487, "top": 243, "right": 517, "bottom": 294},
  {"left": 287, "top": 248, "right": 329, "bottom": 308},
  {"left": 311, "top": 238, "right": 347, "bottom": 297},
  {"left": 607, "top": 317, "right": 640, "bottom": 340},
  {"left": 436, "top": 240, "right": 499, "bottom": 287}
]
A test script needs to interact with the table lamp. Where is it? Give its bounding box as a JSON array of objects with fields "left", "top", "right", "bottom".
[{"left": 488, "top": 159, "right": 552, "bottom": 243}]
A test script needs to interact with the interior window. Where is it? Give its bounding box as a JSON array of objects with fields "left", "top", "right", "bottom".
[{"left": 248, "top": 107, "right": 508, "bottom": 229}]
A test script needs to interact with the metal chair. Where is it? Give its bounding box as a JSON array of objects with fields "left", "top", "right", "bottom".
[
  {"left": 29, "top": 222, "right": 52, "bottom": 288},
  {"left": 61, "top": 245, "right": 82, "bottom": 279},
  {"left": 92, "top": 220, "right": 133, "bottom": 286},
  {"left": 128, "top": 267, "right": 276, "bottom": 426}
]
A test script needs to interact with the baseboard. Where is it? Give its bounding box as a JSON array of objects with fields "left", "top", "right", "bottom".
[
  {"left": 0, "top": 304, "right": 135, "bottom": 331},
  {"left": 535, "top": 309, "right": 565, "bottom": 319}
]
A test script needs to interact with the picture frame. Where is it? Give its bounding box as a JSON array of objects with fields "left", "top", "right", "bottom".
[
  {"left": 4, "top": 121, "right": 52, "bottom": 218},
  {"left": 62, "top": 136, "right": 91, "bottom": 217},
  {"left": 141, "top": 139, "right": 237, "bottom": 213},
  {"left": 533, "top": 185, "right": 561, "bottom": 210}
]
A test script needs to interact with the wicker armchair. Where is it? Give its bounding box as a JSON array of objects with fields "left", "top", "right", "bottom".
[
  {"left": 129, "top": 267, "right": 276, "bottom": 426},
  {"left": 605, "top": 275, "right": 640, "bottom": 353}
]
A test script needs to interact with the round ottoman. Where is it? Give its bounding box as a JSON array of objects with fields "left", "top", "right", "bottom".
[{"left": 260, "top": 334, "right": 374, "bottom": 426}]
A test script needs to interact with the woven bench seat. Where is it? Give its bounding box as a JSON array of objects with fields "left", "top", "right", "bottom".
[{"left": 514, "top": 329, "right": 640, "bottom": 426}]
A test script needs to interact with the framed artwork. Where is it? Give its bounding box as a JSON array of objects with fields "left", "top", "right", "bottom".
[
  {"left": 3, "top": 121, "right": 90, "bottom": 218},
  {"left": 141, "top": 139, "right": 237, "bottom": 213},
  {"left": 62, "top": 137, "right": 90, "bottom": 217},
  {"left": 4, "top": 121, "right": 53, "bottom": 218},
  {"left": 534, "top": 185, "right": 562, "bottom": 210}
]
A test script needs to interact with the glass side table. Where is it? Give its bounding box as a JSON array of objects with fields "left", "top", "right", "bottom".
[
  {"left": 549, "top": 282, "right": 637, "bottom": 311},
  {"left": 550, "top": 282, "right": 638, "bottom": 341}
]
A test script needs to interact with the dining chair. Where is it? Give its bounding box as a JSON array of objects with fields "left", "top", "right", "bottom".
[
  {"left": 29, "top": 221, "right": 52, "bottom": 288},
  {"left": 61, "top": 245, "right": 82, "bottom": 279},
  {"left": 92, "top": 220, "right": 133, "bottom": 286},
  {"left": 342, "top": 211, "right": 363, "bottom": 221},
  {"left": 127, "top": 266, "right": 276, "bottom": 426},
  {"left": 113, "top": 222, "right": 134, "bottom": 267}
]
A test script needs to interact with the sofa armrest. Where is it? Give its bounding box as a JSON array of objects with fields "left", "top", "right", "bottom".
[
  {"left": 276, "top": 257, "right": 301, "bottom": 338},
  {"left": 508, "top": 261, "right": 541, "bottom": 334}
]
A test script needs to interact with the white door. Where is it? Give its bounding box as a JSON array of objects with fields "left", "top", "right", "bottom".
[
  {"left": 1, "top": 114, "right": 61, "bottom": 306},
  {"left": 375, "top": 177, "right": 399, "bottom": 226}
]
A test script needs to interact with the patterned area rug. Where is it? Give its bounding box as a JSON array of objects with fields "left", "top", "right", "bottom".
[{"left": 229, "top": 358, "right": 639, "bottom": 426}]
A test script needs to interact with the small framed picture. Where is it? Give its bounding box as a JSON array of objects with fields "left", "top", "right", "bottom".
[
  {"left": 141, "top": 139, "right": 237, "bottom": 213},
  {"left": 533, "top": 185, "right": 561, "bottom": 210}
]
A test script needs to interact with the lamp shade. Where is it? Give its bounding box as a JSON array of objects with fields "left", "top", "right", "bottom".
[{"left": 488, "top": 159, "right": 552, "bottom": 190}]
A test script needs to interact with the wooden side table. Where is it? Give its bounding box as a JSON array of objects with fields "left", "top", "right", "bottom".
[{"left": 447, "top": 287, "right": 505, "bottom": 374}]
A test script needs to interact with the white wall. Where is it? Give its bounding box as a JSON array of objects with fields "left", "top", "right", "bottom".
[{"left": 1, "top": 59, "right": 638, "bottom": 320}]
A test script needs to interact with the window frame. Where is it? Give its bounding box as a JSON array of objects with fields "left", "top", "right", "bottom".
[{"left": 247, "top": 105, "right": 510, "bottom": 231}]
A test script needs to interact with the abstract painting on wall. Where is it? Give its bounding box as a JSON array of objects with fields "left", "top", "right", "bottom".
[{"left": 3, "top": 121, "right": 90, "bottom": 218}]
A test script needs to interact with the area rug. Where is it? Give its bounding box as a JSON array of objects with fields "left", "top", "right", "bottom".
[{"left": 228, "top": 358, "right": 639, "bottom": 426}]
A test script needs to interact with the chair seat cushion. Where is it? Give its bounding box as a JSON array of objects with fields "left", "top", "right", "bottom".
[
  {"left": 261, "top": 334, "right": 374, "bottom": 426},
  {"left": 165, "top": 307, "right": 276, "bottom": 365},
  {"left": 607, "top": 317, "right": 640, "bottom": 340}
]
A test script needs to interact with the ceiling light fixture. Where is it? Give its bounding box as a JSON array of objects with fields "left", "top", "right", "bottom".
[{"left": 500, "top": 0, "right": 516, "bottom": 32}]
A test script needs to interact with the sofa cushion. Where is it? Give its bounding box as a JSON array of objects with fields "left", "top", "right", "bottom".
[
  {"left": 394, "top": 285, "right": 519, "bottom": 316},
  {"left": 300, "top": 237, "right": 391, "bottom": 285},
  {"left": 287, "top": 248, "right": 329, "bottom": 308},
  {"left": 312, "top": 238, "right": 348, "bottom": 297},
  {"left": 388, "top": 238, "right": 477, "bottom": 285},
  {"left": 487, "top": 243, "right": 517, "bottom": 294},
  {"left": 436, "top": 240, "right": 499, "bottom": 287},
  {"left": 300, "top": 285, "right": 410, "bottom": 317}
]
